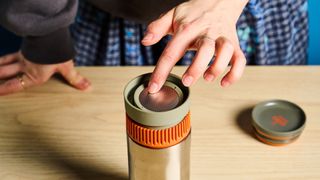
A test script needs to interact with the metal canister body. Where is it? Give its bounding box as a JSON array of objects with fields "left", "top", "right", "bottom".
[
  {"left": 127, "top": 135, "right": 191, "bottom": 180},
  {"left": 124, "top": 73, "right": 191, "bottom": 180}
]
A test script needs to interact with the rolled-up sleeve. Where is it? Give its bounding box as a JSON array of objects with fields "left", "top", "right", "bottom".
[{"left": 0, "top": 0, "right": 78, "bottom": 64}]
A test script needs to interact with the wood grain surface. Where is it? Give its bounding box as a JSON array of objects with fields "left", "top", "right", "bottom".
[{"left": 0, "top": 66, "right": 319, "bottom": 180}]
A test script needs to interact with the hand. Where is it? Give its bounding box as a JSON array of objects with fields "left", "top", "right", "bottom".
[
  {"left": 0, "top": 52, "right": 91, "bottom": 95},
  {"left": 142, "top": 0, "right": 248, "bottom": 93}
]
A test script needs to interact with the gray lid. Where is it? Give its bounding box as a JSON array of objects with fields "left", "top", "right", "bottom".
[
  {"left": 252, "top": 99, "right": 306, "bottom": 137},
  {"left": 124, "top": 73, "right": 190, "bottom": 128}
]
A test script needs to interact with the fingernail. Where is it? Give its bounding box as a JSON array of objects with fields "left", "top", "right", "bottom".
[
  {"left": 142, "top": 33, "right": 153, "bottom": 42},
  {"left": 148, "top": 82, "right": 158, "bottom": 93},
  {"left": 204, "top": 73, "right": 215, "bottom": 82},
  {"left": 182, "top": 75, "right": 193, "bottom": 87},
  {"left": 221, "top": 80, "right": 230, "bottom": 87},
  {"left": 84, "top": 80, "right": 91, "bottom": 88},
  {"left": 78, "top": 79, "right": 91, "bottom": 90}
]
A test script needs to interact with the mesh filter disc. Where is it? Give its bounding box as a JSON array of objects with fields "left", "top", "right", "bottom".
[{"left": 139, "top": 85, "right": 180, "bottom": 112}]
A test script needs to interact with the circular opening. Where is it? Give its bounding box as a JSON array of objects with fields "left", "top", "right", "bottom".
[{"left": 134, "top": 82, "right": 183, "bottom": 112}]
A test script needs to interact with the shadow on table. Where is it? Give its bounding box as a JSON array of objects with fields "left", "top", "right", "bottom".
[
  {"left": 235, "top": 106, "right": 256, "bottom": 139},
  {"left": 3, "top": 125, "right": 127, "bottom": 180}
]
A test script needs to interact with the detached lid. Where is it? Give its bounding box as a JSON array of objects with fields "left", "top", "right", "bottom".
[{"left": 251, "top": 99, "right": 306, "bottom": 146}]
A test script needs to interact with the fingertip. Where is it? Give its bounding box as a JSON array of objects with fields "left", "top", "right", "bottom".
[
  {"left": 141, "top": 32, "right": 162, "bottom": 46},
  {"left": 81, "top": 78, "right": 93, "bottom": 92},
  {"left": 221, "top": 80, "right": 230, "bottom": 88},
  {"left": 74, "top": 78, "right": 91, "bottom": 91},
  {"left": 147, "top": 82, "right": 159, "bottom": 94},
  {"left": 204, "top": 73, "right": 215, "bottom": 82},
  {"left": 142, "top": 9, "right": 173, "bottom": 46},
  {"left": 141, "top": 40, "right": 155, "bottom": 46},
  {"left": 182, "top": 75, "right": 194, "bottom": 87},
  {"left": 142, "top": 33, "right": 154, "bottom": 43},
  {"left": 82, "top": 84, "right": 93, "bottom": 92}
]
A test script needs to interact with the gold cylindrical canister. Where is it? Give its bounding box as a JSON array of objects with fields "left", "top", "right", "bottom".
[{"left": 124, "top": 73, "right": 191, "bottom": 180}]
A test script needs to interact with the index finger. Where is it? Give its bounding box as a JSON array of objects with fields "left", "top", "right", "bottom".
[
  {"left": 148, "top": 24, "right": 202, "bottom": 93},
  {"left": 148, "top": 39, "right": 187, "bottom": 93}
]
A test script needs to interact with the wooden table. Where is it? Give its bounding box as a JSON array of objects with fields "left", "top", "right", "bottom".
[{"left": 0, "top": 66, "right": 319, "bottom": 180}]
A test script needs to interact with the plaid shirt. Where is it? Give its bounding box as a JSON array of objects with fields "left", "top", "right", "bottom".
[{"left": 70, "top": 0, "right": 308, "bottom": 66}]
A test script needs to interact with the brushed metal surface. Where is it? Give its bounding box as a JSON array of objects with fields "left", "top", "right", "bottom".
[{"left": 127, "top": 134, "right": 191, "bottom": 180}]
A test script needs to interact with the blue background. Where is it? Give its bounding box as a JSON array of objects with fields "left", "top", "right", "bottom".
[
  {"left": 0, "top": 1, "right": 319, "bottom": 65},
  {"left": 308, "top": 0, "right": 320, "bottom": 65}
]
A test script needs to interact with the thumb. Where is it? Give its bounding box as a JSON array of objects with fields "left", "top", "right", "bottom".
[
  {"left": 141, "top": 9, "right": 174, "bottom": 46},
  {"left": 58, "top": 62, "right": 91, "bottom": 91}
]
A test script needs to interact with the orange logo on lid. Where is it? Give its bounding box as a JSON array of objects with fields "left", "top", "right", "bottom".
[{"left": 272, "top": 115, "right": 288, "bottom": 127}]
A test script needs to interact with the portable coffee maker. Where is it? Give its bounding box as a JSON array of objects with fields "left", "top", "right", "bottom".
[{"left": 124, "top": 73, "right": 191, "bottom": 180}]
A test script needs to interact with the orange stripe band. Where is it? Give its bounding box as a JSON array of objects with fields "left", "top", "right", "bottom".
[
  {"left": 254, "top": 132, "right": 298, "bottom": 146},
  {"left": 254, "top": 127, "right": 299, "bottom": 141},
  {"left": 126, "top": 112, "right": 191, "bottom": 148}
]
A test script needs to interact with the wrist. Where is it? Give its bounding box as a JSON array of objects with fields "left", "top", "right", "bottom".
[
  {"left": 191, "top": 0, "right": 248, "bottom": 6},
  {"left": 190, "top": 0, "right": 248, "bottom": 16},
  {"left": 21, "top": 27, "right": 75, "bottom": 65}
]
